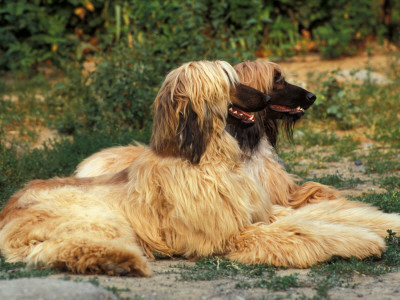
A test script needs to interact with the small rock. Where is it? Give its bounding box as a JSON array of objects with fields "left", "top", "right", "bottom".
[
  {"left": 275, "top": 156, "right": 287, "bottom": 169},
  {"left": 354, "top": 160, "right": 363, "bottom": 166},
  {"left": 0, "top": 278, "right": 117, "bottom": 300},
  {"left": 357, "top": 293, "right": 364, "bottom": 297},
  {"left": 338, "top": 69, "right": 392, "bottom": 85},
  {"left": 362, "top": 143, "right": 373, "bottom": 148},
  {"left": 293, "top": 130, "right": 305, "bottom": 139}
]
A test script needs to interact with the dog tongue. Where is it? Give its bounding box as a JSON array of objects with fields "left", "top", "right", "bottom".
[{"left": 270, "top": 105, "right": 304, "bottom": 114}]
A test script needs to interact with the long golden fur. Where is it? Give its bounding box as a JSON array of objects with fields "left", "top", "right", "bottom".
[
  {"left": 1, "top": 61, "right": 399, "bottom": 276},
  {"left": 75, "top": 60, "right": 338, "bottom": 208}
]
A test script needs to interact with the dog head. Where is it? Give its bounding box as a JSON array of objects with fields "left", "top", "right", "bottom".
[
  {"left": 151, "top": 60, "right": 269, "bottom": 163},
  {"left": 227, "top": 60, "right": 316, "bottom": 150}
]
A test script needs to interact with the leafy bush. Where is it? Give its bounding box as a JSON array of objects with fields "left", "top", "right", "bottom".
[
  {"left": 310, "top": 71, "right": 361, "bottom": 129},
  {"left": 49, "top": 0, "right": 263, "bottom": 133},
  {"left": 1, "top": 0, "right": 396, "bottom": 72},
  {"left": 0, "top": 0, "right": 110, "bottom": 71},
  {"left": 312, "top": 1, "right": 384, "bottom": 58}
]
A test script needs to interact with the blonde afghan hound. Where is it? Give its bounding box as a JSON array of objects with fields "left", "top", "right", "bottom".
[
  {"left": 0, "top": 61, "right": 399, "bottom": 276},
  {"left": 74, "top": 60, "right": 338, "bottom": 208}
]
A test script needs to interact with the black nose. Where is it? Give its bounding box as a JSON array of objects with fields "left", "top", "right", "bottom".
[
  {"left": 264, "top": 94, "right": 271, "bottom": 104},
  {"left": 306, "top": 92, "right": 316, "bottom": 103}
]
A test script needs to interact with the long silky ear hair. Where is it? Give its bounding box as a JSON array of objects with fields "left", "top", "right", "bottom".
[
  {"left": 234, "top": 60, "right": 285, "bottom": 148},
  {"left": 234, "top": 60, "right": 283, "bottom": 95},
  {"left": 151, "top": 61, "right": 238, "bottom": 163}
]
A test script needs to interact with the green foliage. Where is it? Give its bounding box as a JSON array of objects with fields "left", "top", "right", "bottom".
[
  {"left": 1, "top": 0, "right": 397, "bottom": 72},
  {"left": 307, "top": 173, "right": 363, "bottom": 189},
  {"left": 354, "top": 191, "right": 400, "bottom": 214},
  {"left": 362, "top": 150, "right": 400, "bottom": 174},
  {"left": 175, "top": 257, "right": 301, "bottom": 291},
  {"left": 0, "top": 0, "right": 108, "bottom": 71},
  {"left": 295, "top": 129, "right": 339, "bottom": 148},
  {"left": 175, "top": 257, "right": 276, "bottom": 281},
  {"left": 310, "top": 71, "right": 360, "bottom": 129},
  {"left": 239, "top": 274, "right": 301, "bottom": 291},
  {"left": 312, "top": 1, "right": 383, "bottom": 58},
  {"left": 51, "top": 47, "right": 163, "bottom": 133},
  {"left": 382, "top": 230, "right": 400, "bottom": 267},
  {"left": 380, "top": 176, "right": 400, "bottom": 190},
  {"left": 308, "top": 230, "right": 400, "bottom": 299},
  {"left": 0, "top": 256, "right": 58, "bottom": 279}
]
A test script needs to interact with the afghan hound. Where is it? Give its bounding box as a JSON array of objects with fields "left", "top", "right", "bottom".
[
  {"left": 0, "top": 61, "right": 393, "bottom": 275},
  {"left": 74, "top": 60, "right": 338, "bottom": 208}
]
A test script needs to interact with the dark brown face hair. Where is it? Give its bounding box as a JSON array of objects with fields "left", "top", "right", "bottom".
[
  {"left": 227, "top": 69, "right": 316, "bottom": 152},
  {"left": 177, "top": 83, "right": 269, "bottom": 164}
]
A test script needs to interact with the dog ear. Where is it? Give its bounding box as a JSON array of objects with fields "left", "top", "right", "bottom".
[{"left": 177, "top": 101, "right": 213, "bottom": 164}]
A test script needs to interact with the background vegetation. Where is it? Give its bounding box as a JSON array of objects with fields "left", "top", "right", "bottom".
[
  {"left": 1, "top": 0, "right": 399, "bottom": 72},
  {"left": 1, "top": 0, "right": 400, "bottom": 298}
]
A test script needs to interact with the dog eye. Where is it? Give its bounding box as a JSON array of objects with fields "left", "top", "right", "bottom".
[{"left": 274, "top": 72, "right": 283, "bottom": 83}]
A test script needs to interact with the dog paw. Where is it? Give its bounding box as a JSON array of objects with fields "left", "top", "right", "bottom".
[{"left": 102, "top": 262, "right": 131, "bottom": 276}]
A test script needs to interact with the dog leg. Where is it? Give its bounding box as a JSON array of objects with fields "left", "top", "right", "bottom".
[
  {"left": 288, "top": 182, "right": 340, "bottom": 208},
  {"left": 23, "top": 237, "right": 152, "bottom": 276},
  {"left": 0, "top": 221, "right": 151, "bottom": 276},
  {"left": 0, "top": 196, "right": 152, "bottom": 276},
  {"left": 226, "top": 216, "right": 385, "bottom": 268},
  {"left": 288, "top": 199, "right": 400, "bottom": 238}
]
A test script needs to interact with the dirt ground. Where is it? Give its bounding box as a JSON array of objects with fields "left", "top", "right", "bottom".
[
  {"left": 45, "top": 50, "right": 400, "bottom": 299},
  {"left": 49, "top": 259, "right": 400, "bottom": 300}
]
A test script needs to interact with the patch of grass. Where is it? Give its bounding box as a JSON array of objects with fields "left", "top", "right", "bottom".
[
  {"left": 87, "top": 277, "right": 100, "bottom": 286},
  {"left": 333, "top": 136, "right": 360, "bottom": 157},
  {"left": 379, "top": 176, "right": 400, "bottom": 190},
  {"left": 105, "top": 286, "right": 130, "bottom": 299},
  {"left": 237, "top": 273, "right": 302, "bottom": 291},
  {"left": 175, "top": 257, "right": 276, "bottom": 281},
  {"left": 298, "top": 230, "right": 400, "bottom": 299},
  {"left": 306, "top": 173, "right": 364, "bottom": 189},
  {"left": 0, "top": 256, "right": 59, "bottom": 279},
  {"left": 365, "top": 157, "right": 400, "bottom": 174},
  {"left": 175, "top": 257, "right": 302, "bottom": 292},
  {"left": 353, "top": 191, "right": 400, "bottom": 213},
  {"left": 173, "top": 233, "right": 400, "bottom": 298},
  {"left": 309, "top": 230, "right": 400, "bottom": 284},
  {"left": 294, "top": 129, "right": 339, "bottom": 148}
]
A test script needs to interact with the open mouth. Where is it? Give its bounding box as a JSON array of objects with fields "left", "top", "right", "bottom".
[
  {"left": 228, "top": 106, "right": 255, "bottom": 124},
  {"left": 269, "top": 105, "right": 305, "bottom": 115}
]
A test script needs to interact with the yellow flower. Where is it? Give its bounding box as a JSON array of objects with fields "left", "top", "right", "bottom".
[
  {"left": 74, "top": 7, "right": 85, "bottom": 20},
  {"left": 85, "top": 1, "right": 95, "bottom": 12}
]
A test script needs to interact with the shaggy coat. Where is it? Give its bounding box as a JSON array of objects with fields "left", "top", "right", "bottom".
[
  {"left": 74, "top": 61, "right": 338, "bottom": 208},
  {"left": 0, "top": 61, "right": 399, "bottom": 276}
]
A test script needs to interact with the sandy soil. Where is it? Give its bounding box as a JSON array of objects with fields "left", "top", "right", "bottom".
[{"left": 49, "top": 259, "right": 400, "bottom": 300}]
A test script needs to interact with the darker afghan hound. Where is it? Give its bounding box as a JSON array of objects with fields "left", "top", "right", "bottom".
[{"left": 1, "top": 61, "right": 395, "bottom": 276}]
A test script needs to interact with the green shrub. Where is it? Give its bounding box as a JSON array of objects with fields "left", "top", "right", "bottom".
[
  {"left": 1, "top": 0, "right": 396, "bottom": 72},
  {"left": 0, "top": 0, "right": 110, "bottom": 71},
  {"left": 310, "top": 71, "right": 361, "bottom": 129}
]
